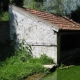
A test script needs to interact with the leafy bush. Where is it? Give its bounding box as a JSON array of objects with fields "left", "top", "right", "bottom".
[
  {"left": 0, "top": 12, "right": 9, "bottom": 21},
  {"left": 29, "top": 54, "right": 54, "bottom": 65},
  {"left": 0, "top": 45, "right": 53, "bottom": 80},
  {"left": 40, "top": 54, "right": 54, "bottom": 64}
]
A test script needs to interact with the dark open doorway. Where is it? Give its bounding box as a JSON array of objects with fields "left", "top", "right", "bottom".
[
  {"left": 60, "top": 30, "right": 80, "bottom": 65},
  {"left": 61, "top": 34, "right": 80, "bottom": 51}
]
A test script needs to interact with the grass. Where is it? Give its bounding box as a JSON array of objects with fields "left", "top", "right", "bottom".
[
  {"left": 41, "top": 65, "right": 80, "bottom": 80},
  {"left": 40, "top": 71, "right": 57, "bottom": 80},
  {"left": 0, "top": 44, "right": 53, "bottom": 80},
  {"left": 1, "top": 45, "right": 80, "bottom": 80},
  {"left": 57, "top": 65, "right": 80, "bottom": 80},
  {"left": 41, "top": 51, "right": 80, "bottom": 80},
  {"left": 2, "top": 44, "right": 80, "bottom": 80},
  {"left": 57, "top": 50, "right": 80, "bottom": 80}
]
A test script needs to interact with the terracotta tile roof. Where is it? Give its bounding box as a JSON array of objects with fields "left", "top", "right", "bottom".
[{"left": 24, "top": 8, "right": 80, "bottom": 30}]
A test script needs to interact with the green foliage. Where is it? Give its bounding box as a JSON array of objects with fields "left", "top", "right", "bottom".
[
  {"left": 43, "top": 0, "right": 80, "bottom": 16},
  {"left": 23, "top": 0, "right": 45, "bottom": 11},
  {"left": 0, "top": 0, "right": 24, "bottom": 20},
  {"left": 28, "top": 54, "right": 53, "bottom": 65},
  {"left": 39, "top": 54, "right": 54, "bottom": 64},
  {"left": 0, "top": 12, "right": 9, "bottom": 21},
  {"left": 0, "top": 44, "right": 53, "bottom": 80},
  {"left": 0, "top": 60, "right": 45, "bottom": 80}
]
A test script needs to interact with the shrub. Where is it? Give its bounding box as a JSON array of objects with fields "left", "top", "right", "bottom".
[
  {"left": 40, "top": 54, "right": 54, "bottom": 64},
  {"left": 0, "top": 12, "right": 9, "bottom": 21},
  {"left": 0, "top": 45, "right": 53, "bottom": 80},
  {"left": 0, "top": 61, "right": 45, "bottom": 80}
]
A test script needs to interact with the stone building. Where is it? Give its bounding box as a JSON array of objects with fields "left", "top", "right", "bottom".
[{"left": 9, "top": 4, "right": 80, "bottom": 63}]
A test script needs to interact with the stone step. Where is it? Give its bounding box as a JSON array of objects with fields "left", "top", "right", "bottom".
[{"left": 43, "top": 64, "right": 56, "bottom": 69}]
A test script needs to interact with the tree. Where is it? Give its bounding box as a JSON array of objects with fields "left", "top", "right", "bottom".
[
  {"left": 0, "top": 0, "right": 9, "bottom": 13},
  {"left": 70, "top": 6, "right": 80, "bottom": 23},
  {"left": 24, "top": 0, "right": 44, "bottom": 10},
  {"left": 43, "top": 0, "right": 80, "bottom": 16},
  {"left": 11, "top": 0, "right": 24, "bottom": 7},
  {"left": 0, "top": 0, "right": 10, "bottom": 20},
  {"left": 0, "top": 0, "right": 24, "bottom": 13},
  {"left": 0, "top": 0, "right": 24, "bottom": 20}
]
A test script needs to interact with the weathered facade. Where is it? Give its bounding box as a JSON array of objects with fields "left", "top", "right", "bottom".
[
  {"left": 9, "top": 5, "right": 60, "bottom": 63},
  {"left": 9, "top": 5, "right": 80, "bottom": 63}
]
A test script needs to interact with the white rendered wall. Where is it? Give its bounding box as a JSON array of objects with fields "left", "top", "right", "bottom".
[{"left": 9, "top": 8, "right": 58, "bottom": 63}]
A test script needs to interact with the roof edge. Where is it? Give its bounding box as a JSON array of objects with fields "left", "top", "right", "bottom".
[{"left": 9, "top": 4, "right": 61, "bottom": 32}]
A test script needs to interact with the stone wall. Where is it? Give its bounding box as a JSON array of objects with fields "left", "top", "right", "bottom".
[
  {"left": 9, "top": 5, "right": 58, "bottom": 63},
  {"left": 0, "top": 21, "right": 10, "bottom": 44}
]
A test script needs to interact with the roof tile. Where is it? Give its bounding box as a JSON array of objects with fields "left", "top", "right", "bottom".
[{"left": 24, "top": 8, "right": 80, "bottom": 30}]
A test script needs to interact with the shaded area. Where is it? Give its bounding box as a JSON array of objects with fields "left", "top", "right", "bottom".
[
  {"left": 61, "top": 34, "right": 80, "bottom": 52},
  {"left": 0, "top": 0, "right": 9, "bottom": 20},
  {"left": 60, "top": 30, "right": 80, "bottom": 65},
  {"left": 0, "top": 21, "right": 15, "bottom": 61},
  {"left": 71, "top": 6, "right": 80, "bottom": 23},
  {"left": 0, "top": 21, "right": 10, "bottom": 43},
  {"left": 0, "top": 0, "right": 9, "bottom": 13},
  {"left": 0, "top": 0, "right": 24, "bottom": 20},
  {"left": 11, "top": 0, "right": 24, "bottom": 7},
  {"left": 0, "top": 43, "right": 15, "bottom": 61},
  {"left": 61, "top": 49, "right": 80, "bottom": 65}
]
